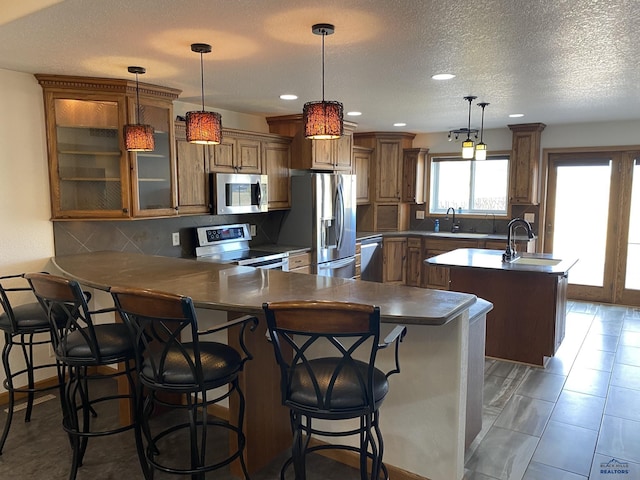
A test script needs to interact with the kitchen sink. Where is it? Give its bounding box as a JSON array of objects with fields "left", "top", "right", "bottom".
[
  {"left": 430, "top": 232, "right": 489, "bottom": 238},
  {"left": 509, "top": 257, "right": 561, "bottom": 266}
]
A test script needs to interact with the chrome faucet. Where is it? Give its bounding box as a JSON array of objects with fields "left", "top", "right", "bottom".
[
  {"left": 502, "top": 217, "right": 534, "bottom": 262},
  {"left": 445, "top": 207, "right": 460, "bottom": 233}
]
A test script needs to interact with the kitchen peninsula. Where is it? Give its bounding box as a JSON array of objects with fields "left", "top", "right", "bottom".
[
  {"left": 427, "top": 248, "right": 578, "bottom": 366},
  {"left": 51, "top": 251, "right": 486, "bottom": 480}
]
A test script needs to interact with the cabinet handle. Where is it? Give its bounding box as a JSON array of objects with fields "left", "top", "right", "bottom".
[{"left": 122, "top": 208, "right": 128, "bottom": 213}]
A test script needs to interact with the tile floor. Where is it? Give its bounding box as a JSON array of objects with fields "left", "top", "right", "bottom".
[{"left": 464, "top": 301, "right": 640, "bottom": 480}]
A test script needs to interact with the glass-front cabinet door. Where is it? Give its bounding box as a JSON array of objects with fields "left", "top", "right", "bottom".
[
  {"left": 50, "top": 95, "right": 130, "bottom": 218},
  {"left": 130, "top": 100, "right": 177, "bottom": 217}
]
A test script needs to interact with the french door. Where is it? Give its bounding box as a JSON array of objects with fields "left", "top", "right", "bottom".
[{"left": 544, "top": 150, "right": 640, "bottom": 306}]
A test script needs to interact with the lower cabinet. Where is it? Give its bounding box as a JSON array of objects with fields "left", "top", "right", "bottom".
[
  {"left": 382, "top": 237, "right": 406, "bottom": 284},
  {"left": 287, "top": 251, "right": 311, "bottom": 274},
  {"left": 406, "top": 238, "right": 422, "bottom": 286}
]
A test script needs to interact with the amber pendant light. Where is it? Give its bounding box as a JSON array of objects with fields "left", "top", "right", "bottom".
[
  {"left": 186, "top": 43, "right": 222, "bottom": 145},
  {"left": 475, "top": 102, "right": 489, "bottom": 160},
  {"left": 461, "top": 95, "right": 477, "bottom": 159},
  {"left": 303, "top": 23, "right": 343, "bottom": 139},
  {"left": 124, "top": 66, "right": 155, "bottom": 152}
]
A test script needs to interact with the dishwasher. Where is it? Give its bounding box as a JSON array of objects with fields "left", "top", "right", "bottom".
[{"left": 359, "top": 236, "right": 383, "bottom": 282}]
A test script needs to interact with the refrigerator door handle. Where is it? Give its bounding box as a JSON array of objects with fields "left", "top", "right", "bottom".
[
  {"left": 336, "top": 183, "right": 345, "bottom": 250},
  {"left": 317, "top": 256, "right": 355, "bottom": 270}
]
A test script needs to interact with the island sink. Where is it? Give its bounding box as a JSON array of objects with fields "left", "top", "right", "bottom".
[{"left": 508, "top": 257, "right": 562, "bottom": 266}]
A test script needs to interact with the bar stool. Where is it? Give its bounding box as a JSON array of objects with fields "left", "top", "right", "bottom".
[
  {"left": 0, "top": 273, "right": 67, "bottom": 454},
  {"left": 110, "top": 285, "right": 258, "bottom": 479},
  {"left": 262, "top": 300, "right": 407, "bottom": 480},
  {"left": 25, "top": 272, "right": 146, "bottom": 480}
]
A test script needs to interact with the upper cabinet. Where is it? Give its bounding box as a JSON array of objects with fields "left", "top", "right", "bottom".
[
  {"left": 508, "top": 123, "right": 546, "bottom": 205},
  {"left": 175, "top": 121, "right": 209, "bottom": 215},
  {"left": 402, "top": 147, "right": 428, "bottom": 204},
  {"left": 353, "top": 145, "right": 373, "bottom": 205},
  {"left": 265, "top": 114, "right": 357, "bottom": 171},
  {"left": 36, "top": 75, "right": 181, "bottom": 219},
  {"left": 353, "top": 132, "right": 415, "bottom": 203},
  {"left": 208, "top": 130, "right": 262, "bottom": 174}
]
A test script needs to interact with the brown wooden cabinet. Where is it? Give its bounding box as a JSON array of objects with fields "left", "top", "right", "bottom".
[
  {"left": 402, "top": 148, "right": 427, "bottom": 204},
  {"left": 356, "top": 203, "right": 410, "bottom": 232},
  {"left": 175, "top": 121, "right": 209, "bottom": 215},
  {"left": 36, "top": 74, "right": 181, "bottom": 219},
  {"left": 208, "top": 130, "right": 262, "bottom": 174},
  {"left": 287, "top": 251, "right": 311, "bottom": 274},
  {"left": 353, "top": 146, "right": 373, "bottom": 205},
  {"left": 354, "top": 242, "right": 362, "bottom": 279},
  {"left": 508, "top": 123, "right": 546, "bottom": 205},
  {"left": 262, "top": 138, "right": 292, "bottom": 210},
  {"left": 406, "top": 237, "right": 422, "bottom": 286},
  {"left": 265, "top": 114, "right": 356, "bottom": 171},
  {"left": 382, "top": 237, "right": 407, "bottom": 284}
]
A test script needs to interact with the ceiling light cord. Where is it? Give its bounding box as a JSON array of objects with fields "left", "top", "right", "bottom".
[
  {"left": 200, "top": 51, "right": 205, "bottom": 111},
  {"left": 135, "top": 70, "right": 141, "bottom": 124},
  {"left": 321, "top": 28, "right": 326, "bottom": 102},
  {"left": 466, "top": 97, "right": 473, "bottom": 141}
]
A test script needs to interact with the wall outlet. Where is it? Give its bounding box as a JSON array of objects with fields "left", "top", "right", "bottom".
[
  {"left": 172, "top": 232, "right": 180, "bottom": 246},
  {"left": 416, "top": 210, "right": 425, "bottom": 220},
  {"left": 524, "top": 213, "right": 535, "bottom": 223},
  {"left": 250, "top": 224, "right": 256, "bottom": 236}
]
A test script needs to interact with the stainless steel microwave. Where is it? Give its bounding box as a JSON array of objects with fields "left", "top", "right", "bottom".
[{"left": 211, "top": 173, "right": 268, "bottom": 215}]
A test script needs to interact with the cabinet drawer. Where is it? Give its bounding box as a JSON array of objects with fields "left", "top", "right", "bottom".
[
  {"left": 288, "top": 252, "right": 311, "bottom": 269},
  {"left": 407, "top": 237, "right": 422, "bottom": 248},
  {"left": 423, "top": 239, "right": 479, "bottom": 250}
]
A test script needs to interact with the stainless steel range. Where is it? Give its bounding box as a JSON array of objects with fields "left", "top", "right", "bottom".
[{"left": 195, "top": 223, "right": 289, "bottom": 270}]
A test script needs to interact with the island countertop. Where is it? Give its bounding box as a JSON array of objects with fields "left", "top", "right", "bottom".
[
  {"left": 426, "top": 248, "right": 578, "bottom": 276},
  {"left": 51, "top": 251, "right": 476, "bottom": 326}
]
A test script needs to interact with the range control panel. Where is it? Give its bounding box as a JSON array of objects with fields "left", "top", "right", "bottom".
[{"left": 196, "top": 223, "right": 251, "bottom": 247}]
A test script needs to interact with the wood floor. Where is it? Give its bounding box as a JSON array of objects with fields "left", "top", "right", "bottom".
[{"left": 0, "top": 300, "right": 638, "bottom": 479}]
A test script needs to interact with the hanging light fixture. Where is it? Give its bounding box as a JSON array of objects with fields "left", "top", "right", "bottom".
[
  {"left": 461, "top": 95, "right": 477, "bottom": 159},
  {"left": 186, "top": 43, "right": 222, "bottom": 145},
  {"left": 475, "top": 102, "right": 490, "bottom": 160},
  {"left": 124, "top": 66, "right": 155, "bottom": 152},
  {"left": 303, "top": 23, "right": 343, "bottom": 139}
]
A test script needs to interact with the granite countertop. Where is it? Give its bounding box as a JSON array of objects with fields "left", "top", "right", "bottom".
[
  {"left": 356, "top": 230, "right": 535, "bottom": 242},
  {"left": 51, "top": 251, "right": 477, "bottom": 326},
  {"left": 426, "top": 248, "right": 578, "bottom": 275}
]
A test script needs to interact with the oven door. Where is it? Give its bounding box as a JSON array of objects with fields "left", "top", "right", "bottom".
[{"left": 212, "top": 173, "right": 268, "bottom": 215}]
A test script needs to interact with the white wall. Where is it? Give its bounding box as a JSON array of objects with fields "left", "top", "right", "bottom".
[
  {"left": 173, "top": 100, "right": 269, "bottom": 133},
  {"left": 0, "top": 68, "right": 56, "bottom": 394}
]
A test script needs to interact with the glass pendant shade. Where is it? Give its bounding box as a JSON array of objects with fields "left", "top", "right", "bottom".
[
  {"left": 475, "top": 142, "right": 487, "bottom": 160},
  {"left": 462, "top": 139, "right": 475, "bottom": 159},
  {"left": 124, "top": 66, "right": 155, "bottom": 152},
  {"left": 186, "top": 111, "right": 222, "bottom": 145},
  {"left": 124, "top": 124, "right": 155, "bottom": 151},
  {"left": 303, "top": 100, "right": 343, "bottom": 139}
]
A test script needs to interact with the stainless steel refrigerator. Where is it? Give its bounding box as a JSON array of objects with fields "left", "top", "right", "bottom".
[{"left": 278, "top": 172, "right": 356, "bottom": 278}]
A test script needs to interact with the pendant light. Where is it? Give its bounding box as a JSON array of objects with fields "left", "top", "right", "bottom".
[
  {"left": 303, "top": 23, "right": 343, "bottom": 139},
  {"left": 461, "top": 95, "right": 477, "bottom": 159},
  {"left": 186, "top": 43, "right": 222, "bottom": 145},
  {"left": 124, "top": 66, "right": 155, "bottom": 152},
  {"left": 475, "top": 102, "right": 490, "bottom": 160}
]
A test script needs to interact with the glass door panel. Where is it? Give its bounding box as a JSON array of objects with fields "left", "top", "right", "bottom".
[
  {"left": 553, "top": 163, "right": 610, "bottom": 287},
  {"left": 53, "top": 99, "right": 125, "bottom": 213},
  {"left": 625, "top": 159, "right": 640, "bottom": 290}
]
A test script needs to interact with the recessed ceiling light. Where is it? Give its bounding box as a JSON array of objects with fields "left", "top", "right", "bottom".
[
  {"left": 279, "top": 94, "right": 298, "bottom": 100},
  {"left": 509, "top": 113, "right": 524, "bottom": 118},
  {"left": 393, "top": 122, "right": 407, "bottom": 127},
  {"left": 347, "top": 111, "right": 362, "bottom": 116},
  {"left": 432, "top": 73, "right": 455, "bottom": 80}
]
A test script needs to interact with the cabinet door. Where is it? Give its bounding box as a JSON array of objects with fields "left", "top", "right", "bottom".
[
  {"left": 237, "top": 137, "right": 262, "bottom": 173},
  {"left": 425, "top": 249, "right": 450, "bottom": 289},
  {"left": 47, "top": 96, "right": 131, "bottom": 218},
  {"left": 406, "top": 238, "right": 422, "bottom": 286},
  {"left": 311, "top": 139, "right": 335, "bottom": 169},
  {"left": 130, "top": 101, "right": 177, "bottom": 217},
  {"left": 376, "top": 140, "right": 402, "bottom": 202},
  {"left": 263, "top": 140, "right": 291, "bottom": 210},
  {"left": 209, "top": 136, "right": 236, "bottom": 172},
  {"left": 382, "top": 237, "right": 407, "bottom": 284},
  {"left": 175, "top": 121, "right": 209, "bottom": 214},
  {"left": 402, "top": 148, "right": 427, "bottom": 204},
  {"left": 508, "top": 123, "right": 545, "bottom": 205},
  {"left": 334, "top": 133, "right": 353, "bottom": 170},
  {"left": 353, "top": 147, "right": 371, "bottom": 205}
]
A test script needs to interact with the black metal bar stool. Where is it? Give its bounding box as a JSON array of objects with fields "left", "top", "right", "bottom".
[
  {"left": 262, "top": 300, "right": 407, "bottom": 480},
  {"left": 25, "top": 272, "right": 147, "bottom": 480},
  {"left": 0, "top": 273, "right": 68, "bottom": 454},
  {"left": 110, "top": 285, "right": 258, "bottom": 480}
]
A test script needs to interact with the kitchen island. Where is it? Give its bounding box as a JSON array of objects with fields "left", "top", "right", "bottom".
[
  {"left": 51, "top": 251, "right": 485, "bottom": 480},
  {"left": 427, "top": 248, "right": 578, "bottom": 366}
]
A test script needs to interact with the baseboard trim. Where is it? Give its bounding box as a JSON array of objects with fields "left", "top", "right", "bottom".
[{"left": 0, "top": 375, "right": 60, "bottom": 406}]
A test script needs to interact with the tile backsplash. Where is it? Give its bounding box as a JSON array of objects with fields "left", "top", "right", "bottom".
[{"left": 53, "top": 211, "right": 287, "bottom": 258}]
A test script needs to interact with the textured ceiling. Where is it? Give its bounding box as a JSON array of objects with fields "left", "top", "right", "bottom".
[{"left": 1, "top": 0, "right": 639, "bottom": 133}]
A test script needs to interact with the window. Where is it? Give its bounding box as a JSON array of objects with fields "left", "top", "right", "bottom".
[{"left": 429, "top": 155, "right": 509, "bottom": 214}]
